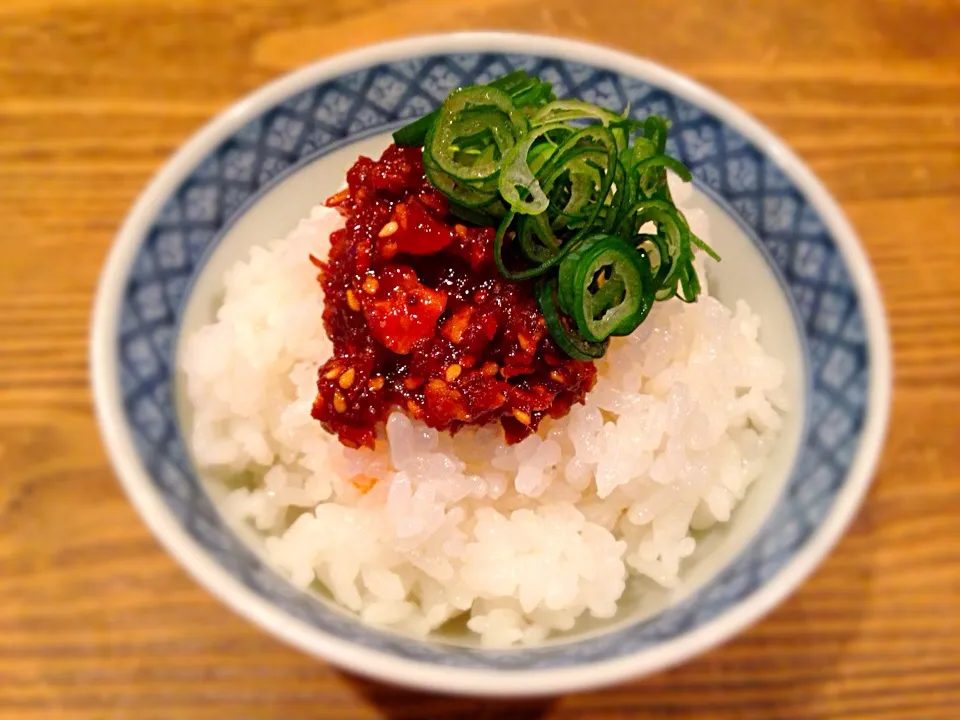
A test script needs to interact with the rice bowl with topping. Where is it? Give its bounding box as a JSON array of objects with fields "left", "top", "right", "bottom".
[{"left": 181, "top": 127, "right": 787, "bottom": 645}]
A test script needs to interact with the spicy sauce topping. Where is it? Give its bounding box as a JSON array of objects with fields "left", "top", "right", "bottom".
[{"left": 312, "top": 144, "right": 596, "bottom": 449}]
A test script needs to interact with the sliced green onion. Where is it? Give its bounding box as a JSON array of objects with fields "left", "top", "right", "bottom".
[
  {"left": 535, "top": 277, "right": 608, "bottom": 360},
  {"left": 538, "top": 126, "right": 619, "bottom": 243},
  {"left": 557, "top": 234, "right": 602, "bottom": 315},
  {"left": 430, "top": 86, "right": 528, "bottom": 182},
  {"left": 564, "top": 235, "right": 654, "bottom": 341},
  {"left": 517, "top": 213, "right": 561, "bottom": 263},
  {"left": 558, "top": 166, "right": 599, "bottom": 224},
  {"left": 423, "top": 151, "right": 500, "bottom": 208},
  {"left": 393, "top": 70, "right": 549, "bottom": 147},
  {"left": 494, "top": 211, "right": 571, "bottom": 280},
  {"left": 603, "top": 160, "right": 631, "bottom": 234},
  {"left": 677, "top": 258, "right": 701, "bottom": 303},
  {"left": 498, "top": 122, "right": 572, "bottom": 215},
  {"left": 635, "top": 154, "right": 692, "bottom": 184},
  {"left": 691, "top": 231, "right": 721, "bottom": 262},
  {"left": 531, "top": 100, "right": 626, "bottom": 128},
  {"left": 644, "top": 116, "right": 670, "bottom": 154}
]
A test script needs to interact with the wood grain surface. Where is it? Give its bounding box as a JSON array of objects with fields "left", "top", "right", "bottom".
[{"left": 2, "top": 0, "right": 959, "bottom": 718}]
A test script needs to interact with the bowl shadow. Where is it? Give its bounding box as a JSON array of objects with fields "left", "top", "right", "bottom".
[{"left": 345, "top": 674, "right": 555, "bottom": 719}]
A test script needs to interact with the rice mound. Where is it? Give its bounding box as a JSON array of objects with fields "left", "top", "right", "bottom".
[{"left": 182, "top": 180, "right": 787, "bottom": 647}]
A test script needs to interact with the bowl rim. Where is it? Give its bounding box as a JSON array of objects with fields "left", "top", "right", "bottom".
[{"left": 90, "top": 31, "right": 892, "bottom": 696}]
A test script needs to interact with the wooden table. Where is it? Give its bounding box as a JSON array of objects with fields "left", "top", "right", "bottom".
[{"left": 2, "top": 1, "right": 958, "bottom": 717}]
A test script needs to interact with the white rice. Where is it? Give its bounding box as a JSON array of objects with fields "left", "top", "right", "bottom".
[{"left": 182, "top": 177, "right": 786, "bottom": 647}]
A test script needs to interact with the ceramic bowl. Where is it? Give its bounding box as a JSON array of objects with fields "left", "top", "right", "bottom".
[{"left": 91, "top": 33, "right": 891, "bottom": 696}]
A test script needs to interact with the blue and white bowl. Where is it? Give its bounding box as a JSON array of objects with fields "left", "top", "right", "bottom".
[{"left": 91, "top": 33, "right": 891, "bottom": 696}]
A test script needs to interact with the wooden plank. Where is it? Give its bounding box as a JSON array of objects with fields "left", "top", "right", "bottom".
[{"left": 1, "top": 0, "right": 958, "bottom": 717}]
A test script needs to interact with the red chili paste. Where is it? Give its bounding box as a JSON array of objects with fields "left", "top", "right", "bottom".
[{"left": 312, "top": 145, "right": 596, "bottom": 449}]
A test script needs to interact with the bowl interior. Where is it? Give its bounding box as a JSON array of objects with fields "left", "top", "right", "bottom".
[{"left": 108, "top": 43, "right": 875, "bottom": 680}]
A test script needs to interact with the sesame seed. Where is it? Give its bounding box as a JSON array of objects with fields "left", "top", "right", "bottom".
[
  {"left": 362, "top": 276, "right": 379, "bottom": 295},
  {"left": 448, "top": 321, "right": 466, "bottom": 343},
  {"left": 406, "top": 399, "right": 421, "bottom": 417},
  {"left": 324, "top": 366, "right": 342, "bottom": 380},
  {"left": 338, "top": 367, "right": 356, "bottom": 389},
  {"left": 419, "top": 192, "right": 443, "bottom": 212},
  {"left": 333, "top": 392, "right": 347, "bottom": 413},
  {"left": 518, "top": 333, "right": 533, "bottom": 351},
  {"left": 368, "top": 376, "right": 385, "bottom": 391},
  {"left": 327, "top": 187, "right": 349, "bottom": 205},
  {"left": 378, "top": 221, "right": 399, "bottom": 238},
  {"left": 395, "top": 203, "right": 408, "bottom": 228},
  {"left": 445, "top": 364, "right": 462, "bottom": 382},
  {"left": 346, "top": 289, "right": 361, "bottom": 311},
  {"left": 549, "top": 369, "right": 565, "bottom": 383},
  {"left": 442, "top": 307, "right": 472, "bottom": 344},
  {"left": 482, "top": 362, "right": 499, "bottom": 377},
  {"left": 512, "top": 409, "right": 532, "bottom": 425}
]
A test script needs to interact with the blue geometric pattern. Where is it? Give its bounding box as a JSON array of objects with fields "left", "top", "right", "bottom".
[{"left": 116, "top": 53, "right": 869, "bottom": 668}]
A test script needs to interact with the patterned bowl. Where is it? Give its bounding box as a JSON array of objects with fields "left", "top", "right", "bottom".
[{"left": 90, "top": 33, "right": 891, "bottom": 696}]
